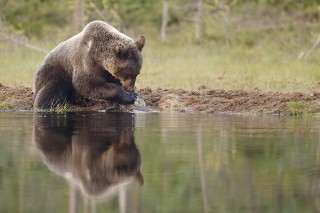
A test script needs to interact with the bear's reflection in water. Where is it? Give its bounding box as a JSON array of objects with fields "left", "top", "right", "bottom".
[{"left": 33, "top": 112, "right": 143, "bottom": 200}]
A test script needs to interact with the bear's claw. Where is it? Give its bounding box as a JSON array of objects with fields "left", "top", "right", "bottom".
[{"left": 119, "top": 90, "right": 138, "bottom": 105}]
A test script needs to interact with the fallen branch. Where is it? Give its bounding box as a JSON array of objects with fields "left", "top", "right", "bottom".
[
  {"left": 305, "top": 34, "right": 320, "bottom": 59},
  {"left": 0, "top": 32, "right": 48, "bottom": 54}
]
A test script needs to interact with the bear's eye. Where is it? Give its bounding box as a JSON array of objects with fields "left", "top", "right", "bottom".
[{"left": 119, "top": 51, "right": 129, "bottom": 59}]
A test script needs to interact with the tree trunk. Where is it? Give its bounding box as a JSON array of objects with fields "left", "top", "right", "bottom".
[
  {"left": 74, "top": 0, "right": 84, "bottom": 32},
  {"left": 197, "top": 126, "right": 209, "bottom": 213},
  {"left": 160, "top": 0, "right": 169, "bottom": 42},
  {"left": 195, "top": 0, "right": 203, "bottom": 42}
]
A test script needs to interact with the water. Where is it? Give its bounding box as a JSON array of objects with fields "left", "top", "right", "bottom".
[{"left": 1, "top": 112, "right": 320, "bottom": 213}]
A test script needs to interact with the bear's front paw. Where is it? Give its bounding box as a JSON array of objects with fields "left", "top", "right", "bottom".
[{"left": 119, "top": 90, "right": 138, "bottom": 105}]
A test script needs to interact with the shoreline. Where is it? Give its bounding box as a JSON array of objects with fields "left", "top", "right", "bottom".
[{"left": 1, "top": 84, "right": 320, "bottom": 115}]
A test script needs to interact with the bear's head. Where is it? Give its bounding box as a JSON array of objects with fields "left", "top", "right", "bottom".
[
  {"left": 110, "top": 35, "right": 145, "bottom": 92},
  {"left": 84, "top": 21, "right": 145, "bottom": 92}
]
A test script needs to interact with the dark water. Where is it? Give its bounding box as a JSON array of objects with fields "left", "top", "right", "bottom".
[{"left": 1, "top": 112, "right": 320, "bottom": 213}]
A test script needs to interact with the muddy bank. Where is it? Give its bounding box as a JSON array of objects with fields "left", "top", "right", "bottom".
[{"left": 1, "top": 83, "right": 320, "bottom": 115}]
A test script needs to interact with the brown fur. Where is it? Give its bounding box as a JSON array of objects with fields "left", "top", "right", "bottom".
[
  {"left": 34, "top": 20, "right": 145, "bottom": 109},
  {"left": 33, "top": 112, "right": 143, "bottom": 198}
]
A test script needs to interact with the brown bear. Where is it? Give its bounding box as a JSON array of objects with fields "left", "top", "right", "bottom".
[{"left": 34, "top": 20, "right": 145, "bottom": 109}]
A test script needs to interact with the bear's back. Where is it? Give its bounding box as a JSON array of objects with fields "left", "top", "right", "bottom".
[{"left": 83, "top": 20, "right": 134, "bottom": 43}]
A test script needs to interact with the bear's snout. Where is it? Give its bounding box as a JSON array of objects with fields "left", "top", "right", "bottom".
[{"left": 122, "top": 78, "right": 136, "bottom": 92}]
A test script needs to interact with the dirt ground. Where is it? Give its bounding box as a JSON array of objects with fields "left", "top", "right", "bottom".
[{"left": 1, "top": 83, "right": 320, "bottom": 115}]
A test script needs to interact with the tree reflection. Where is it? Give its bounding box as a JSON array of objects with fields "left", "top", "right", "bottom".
[{"left": 33, "top": 112, "right": 143, "bottom": 204}]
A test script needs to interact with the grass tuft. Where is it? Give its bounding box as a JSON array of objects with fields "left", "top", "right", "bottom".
[
  {"left": 0, "top": 101, "right": 12, "bottom": 110},
  {"left": 34, "top": 100, "right": 79, "bottom": 113},
  {"left": 286, "top": 101, "right": 313, "bottom": 115}
]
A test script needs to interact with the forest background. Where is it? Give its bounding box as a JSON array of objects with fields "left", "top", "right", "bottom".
[{"left": 0, "top": 0, "right": 320, "bottom": 92}]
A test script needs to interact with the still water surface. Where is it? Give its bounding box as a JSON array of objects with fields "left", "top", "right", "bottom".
[{"left": 1, "top": 112, "right": 320, "bottom": 212}]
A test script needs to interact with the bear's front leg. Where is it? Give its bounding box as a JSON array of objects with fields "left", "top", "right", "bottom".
[{"left": 74, "top": 80, "right": 137, "bottom": 105}]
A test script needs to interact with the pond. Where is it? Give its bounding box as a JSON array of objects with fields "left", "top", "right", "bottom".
[{"left": 1, "top": 112, "right": 320, "bottom": 212}]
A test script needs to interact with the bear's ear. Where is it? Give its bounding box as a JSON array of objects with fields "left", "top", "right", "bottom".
[
  {"left": 116, "top": 43, "right": 125, "bottom": 55},
  {"left": 136, "top": 35, "right": 145, "bottom": 52}
]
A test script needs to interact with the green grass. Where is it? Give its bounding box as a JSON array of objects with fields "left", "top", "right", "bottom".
[
  {"left": 1, "top": 14, "right": 320, "bottom": 93},
  {"left": 0, "top": 42, "right": 45, "bottom": 87},
  {"left": 138, "top": 40, "right": 320, "bottom": 92}
]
